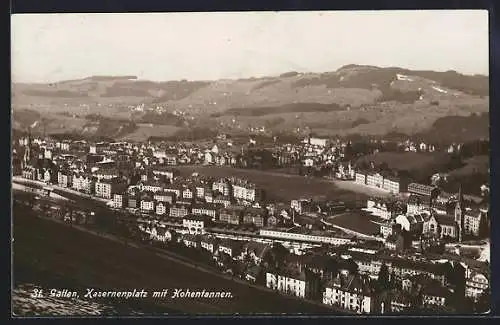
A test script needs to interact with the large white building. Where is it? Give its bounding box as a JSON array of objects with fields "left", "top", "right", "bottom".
[
  {"left": 266, "top": 269, "right": 308, "bottom": 298},
  {"left": 323, "top": 274, "right": 374, "bottom": 313},
  {"left": 259, "top": 229, "right": 354, "bottom": 246},
  {"left": 182, "top": 215, "right": 212, "bottom": 234}
]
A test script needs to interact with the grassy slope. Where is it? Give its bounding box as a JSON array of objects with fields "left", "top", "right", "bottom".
[
  {"left": 13, "top": 207, "right": 334, "bottom": 314},
  {"left": 12, "top": 67, "right": 489, "bottom": 139},
  {"left": 355, "top": 152, "right": 446, "bottom": 171},
  {"left": 449, "top": 155, "right": 489, "bottom": 177}
]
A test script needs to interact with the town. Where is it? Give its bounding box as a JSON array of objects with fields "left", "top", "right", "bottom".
[{"left": 12, "top": 130, "right": 490, "bottom": 315}]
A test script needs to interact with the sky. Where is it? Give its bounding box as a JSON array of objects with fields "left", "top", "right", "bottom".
[{"left": 11, "top": 10, "right": 489, "bottom": 83}]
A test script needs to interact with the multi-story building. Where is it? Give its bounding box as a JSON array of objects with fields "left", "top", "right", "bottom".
[
  {"left": 243, "top": 208, "right": 267, "bottom": 228},
  {"left": 408, "top": 183, "right": 440, "bottom": 199},
  {"left": 169, "top": 204, "right": 189, "bottom": 218},
  {"left": 140, "top": 181, "right": 164, "bottom": 193},
  {"left": 366, "top": 172, "right": 384, "bottom": 189},
  {"left": 94, "top": 168, "right": 119, "bottom": 181},
  {"left": 199, "top": 235, "right": 219, "bottom": 254},
  {"left": 140, "top": 193, "right": 155, "bottom": 212},
  {"left": 155, "top": 201, "right": 168, "bottom": 216},
  {"left": 153, "top": 191, "right": 175, "bottom": 204},
  {"left": 191, "top": 203, "right": 221, "bottom": 220},
  {"left": 355, "top": 171, "right": 367, "bottom": 185},
  {"left": 183, "top": 214, "right": 212, "bottom": 234},
  {"left": 217, "top": 239, "right": 246, "bottom": 259},
  {"left": 182, "top": 187, "right": 194, "bottom": 200},
  {"left": 72, "top": 174, "right": 95, "bottom": 194},
  {"left": 231, "top": 179, "right": 261, "bottom": 202},
  {"left": 322, "top": 274, "right": 374, "bottom": 313},
  {"left": 421, "top": 284, "right": 450, "bottom": 307},
  {"left": 113, "top": 193, "right": 125, "bottom": 209},
  {"left": 213, "top": 195, "right": 232, "bottom": 208},
  {"left": 464, "top": 209, "right": 484, "bottom": 237},
  {"left": 383, "top": 176, "right": 407, "bottom": 194},
  {"left": 212, "top": 178, "right": 232, "bottom": 197},
  {"left": 219, "top": 206, "right": 244, "bottom": 225},
  {"left": 465, "top": 270, "right": 489, "bottom": 301},
  {"left": 57, "top": 170, "right": 72, "bottom": 188},
  {"left": 95, "top": 179, "right": 127, "bottom": 199},
  {"left": 266, "top": 267, "right": 312, "bottom": 299}
]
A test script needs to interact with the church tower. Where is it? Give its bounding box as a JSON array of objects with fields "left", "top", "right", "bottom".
[{"left": 454, "top": 184, "right": 465, "bottom": 242}]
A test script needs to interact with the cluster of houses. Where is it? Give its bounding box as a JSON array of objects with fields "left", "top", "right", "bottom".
[
  {"left": 365, "top": 182, "right": 489, "bottom": 247},
  {"left": 140, "top": 215, "right": 490, "bottom": 314},
  {"left": 13, "top": 134, "right": 490, "bottom": 314}
]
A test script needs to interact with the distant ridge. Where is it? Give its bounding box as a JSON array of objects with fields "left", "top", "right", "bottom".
[{"left": 11, "top": 64, "right": 489, "bottom": 142}]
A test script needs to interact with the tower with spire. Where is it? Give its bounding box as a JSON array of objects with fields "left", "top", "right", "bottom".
[{"left": 454, "top": 184, "right": 465, "bottom": 242}]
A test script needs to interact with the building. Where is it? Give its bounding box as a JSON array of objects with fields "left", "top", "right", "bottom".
[
  {"left": 454, "top": 185, "right": 465, "bottom": 242},
  {"left": 72, "top": 174, "right": 95, "bottom": 194},
  {"left": 395, "top": 214, "right": 424, "bottom": 234},
  {"left": 155, "top": 201, "right": 168, "bottom": 216},
  {"left": 95, "top": 179, "right": 127, "bottom": 199},
  {"left": 191, "top": 203, "right": 220, "bottom": 220},
  {"left": 389, "top": 290, "right": 412, "bottom": 313},
  {"left": 243, "top": 242, "right": 271, "bottom": 265},
  {"left": 232, "top": 179, "right": 261, "bottom": 202},
  {"left": 259, "top": 229, "right": 353, "bottom": 246},
  {"left": 140, "top": 181, "right": 164, "bottom": 193},
  {"left": 22, "top": 166, "right": 37, "bottom": 180},
  {"left": 213, "top": 195, "right": 232, "bottom": 208},
  {"left": 323, "top": 274, "right": 374, "bottom": 313},
  {"left": 266, "top": 265, "right": 316, "bottom": 299},
  {"left": 213, "top": 179, "right": 232, "bottom": 197},
  {"left": 182, "top": 187, "right": 194, "bottom": 200},
  {"left": 127, "top": 195, "right": 139, "bottom": 209},
  {"left": 406, "top": 195, "right": 429, "bottom": 215},
  {"left": 365, "top": 198, "right": 398, "bottom": 220},
  {"left": 355, "top": 171, "right": 367, "bottom": 185},
  {"left": 408, "top": 183, "right": 440, "bottom": 199},
  {"left": 421, "top": 284, "right": 450, "bottom": 307},
  {"left": 94, "top": 168, "right": 119, "bottom": 181},
  {"left": 465, "top": 270, "right": 489, "bottom": 301},
  {"left": 57, "top": 170, "right": 72, "bottom": 188},
  {"left": 464, "top": 210, "right": 483, "bottom": 237},
  {"left": 217, "top": 239, "right": 246, "bottom": 259},
  {"left": 169, "top": 204, "right": 189, "bottom": 218},
  {"left": 199, "top": 235, "right": 219, "bottom": 254},
  {"left": 383, "top": 176, "right": 408, "bottom": 194},
  {"left": 366, "top": 172, "right": 384, "bottom": 189},
  {"left": 113, "top": 193, "right": 125, "bottom": 209},
  {"left": 154, "top": 191, "right": 175, "bottom": 204},
  {"left": 182, "top": 234, "right": 199, "bottom": 248},
  {"left": 140, "top": 193, "right": 155, "bottom": 212},
  {"left": 385, "top": 233, "right": 405, "bottom": 252},
  {"left": 183, "top": 214, "right": 212, "bottom": 234},
  {"left": 219, "top": 206, "right": 244, "bottom": 225},
  {"left": 243, "top": 207, "right": 267, "bottom": 227}
]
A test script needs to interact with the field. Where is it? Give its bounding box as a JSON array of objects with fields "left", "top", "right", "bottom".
[
  {"left": 177, "top": 166, "right": 368, "bottom": 204},
  {"left": 356, "top": 152, "right": 445, "bottom": 171},
  {"left": 13, "top": 205, "right": 335, "bottom": 315},
  {"left": 118, "top": 124, "right": 182, "bottom": 142},
  {"left": 449, "top": 155, "right": 489, "bottom": 177},
  {"left": 325, "top": 211, "right": 381, "bottom": 236}
]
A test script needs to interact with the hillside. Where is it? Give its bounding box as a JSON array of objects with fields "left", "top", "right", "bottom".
[{"left": 11, "top": 65, "right": 489, "bottom": 141}]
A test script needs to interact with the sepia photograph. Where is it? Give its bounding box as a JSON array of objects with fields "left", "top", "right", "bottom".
[{"left": 10, "top": 10, "right": 490, "bottom": 316}]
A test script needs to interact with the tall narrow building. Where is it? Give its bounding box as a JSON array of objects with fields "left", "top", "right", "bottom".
[{"left": 454, "top": 184, "right": 465, "bottom": 242}]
